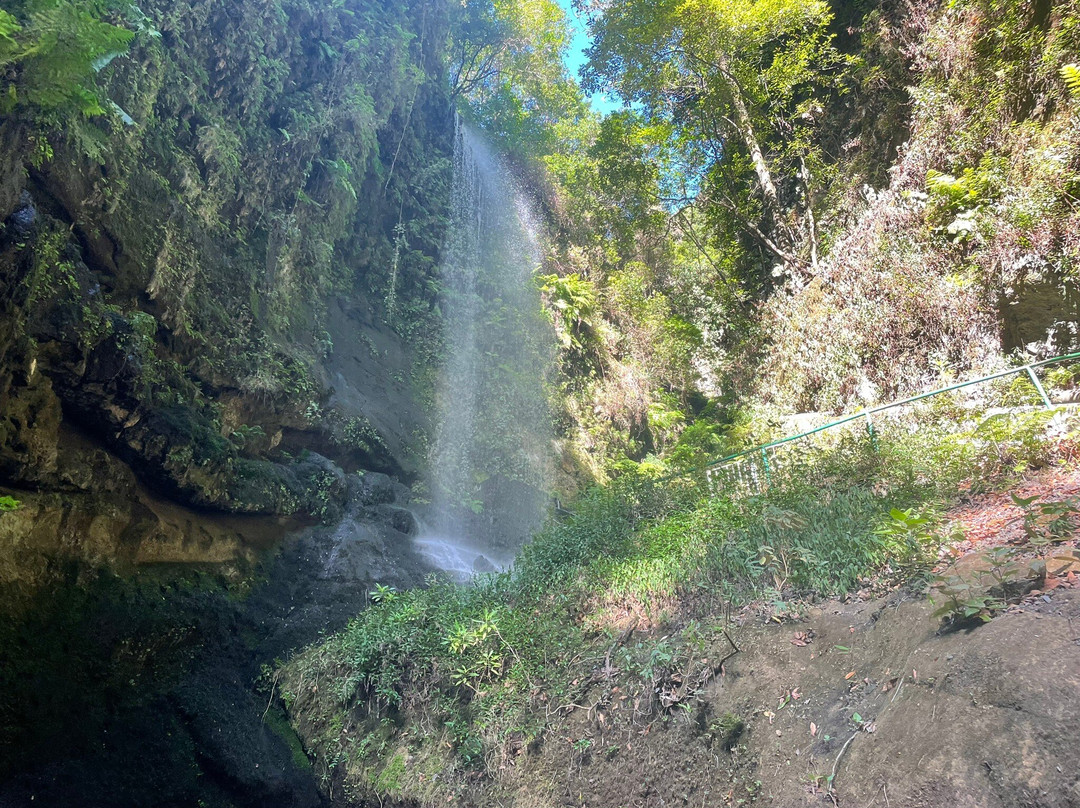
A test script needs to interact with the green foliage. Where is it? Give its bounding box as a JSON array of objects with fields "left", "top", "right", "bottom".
[
  {"left": 1013, "top": 492, "right": 1080, "bottom": 546},
  {"left": 4, "top": 0, "right": 453, "bottom": 463},
  {"left": 667, "top": 419, "right": 726, "bottom": 472},
  {"left": 925, "top": 163, "right": 1001, "bottom": 211},
  {"left": 0, "top": 495, "right": 21, "bottom": 512},
  {"left": 931, "top": 489, "right": 1079, "bottom": 627},
  {"left": 540, "top": 272, "right": 600, "bottom": 358},
  {"left": 282, "top": 399, "right": 1076, "bottom": 804},
  {"left": 924, "top": 156, "right": 1008, "bottom": 242},
  {"left": 582, "top": 0, "right": 838, "bottom": 265},
  {"left": 1062, "top": 64, "right": 1080, "bottom": 99},
  {"left": 0, "top": 0, "right": 136, "bottom": 117},
  {"left": 873, "top": 507, "right": 946, "bottom": 583},
  {"left": 367, "top": 584, "right": 397, "bottom": 605},
  {"left": 450, "top": 0, "right": 585, "bottom": 162}
]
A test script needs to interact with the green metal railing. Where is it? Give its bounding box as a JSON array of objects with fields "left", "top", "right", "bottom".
[{"left": 671, "top": 351, "right": 1080, "bottom": 492}]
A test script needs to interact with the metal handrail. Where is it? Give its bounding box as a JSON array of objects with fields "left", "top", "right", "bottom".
[{"left": 662, "top": 351, "right": 1080, "bottom": 486}]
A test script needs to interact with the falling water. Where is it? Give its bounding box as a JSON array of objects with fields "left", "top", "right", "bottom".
[{"left": 415, "top": 119, "right": 554, "bottom": 578}]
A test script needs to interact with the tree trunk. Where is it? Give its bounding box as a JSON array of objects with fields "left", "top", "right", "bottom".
[{"left": 715, "top": 53, "right": 780, "bottom": 221}]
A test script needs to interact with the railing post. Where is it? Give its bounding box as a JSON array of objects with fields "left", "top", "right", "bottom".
[
  {"left": 864, "top": 410, "right": 878, "bottom": 451},
  {"left": 1025, "top": 366, "right": 1053, "bottom": 409},
  {"left": 761, "top": 447, "right": 771, "bottom": 488}
]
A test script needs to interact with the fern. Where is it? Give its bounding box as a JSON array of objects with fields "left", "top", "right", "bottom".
[
  {"left": 1062, "top": 64, "right": 1080, "bottom": 100},
  {"left": 0, "top": 10, "right": 21, "bottom": 67},
  {"left": 0, "top": 0, "right": 135, "bottom": 116}
]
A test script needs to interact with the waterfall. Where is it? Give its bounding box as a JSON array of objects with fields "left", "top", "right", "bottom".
[{"left": 414, "top": 120, "right": 554, "bottom": 578}]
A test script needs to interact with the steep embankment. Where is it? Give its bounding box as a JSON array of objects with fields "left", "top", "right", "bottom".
[
  {"left": 499, "top": 586, "right": 1080, "bottom": 808},
  {"left": 280, "top": 461, "right": 1080, "bottom": 808}
]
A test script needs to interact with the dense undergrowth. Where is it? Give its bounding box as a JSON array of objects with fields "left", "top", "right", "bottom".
[
  {"left": 531, "top": 0, "right": 1080, "bottom": 491},
  {"left": 280, "top": 396, "right": 1078, "bottom": 804}
]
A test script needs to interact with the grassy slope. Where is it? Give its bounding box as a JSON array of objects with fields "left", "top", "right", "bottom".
[{"left": 280, "top": 399, "right": 1078, "bottom": 805}]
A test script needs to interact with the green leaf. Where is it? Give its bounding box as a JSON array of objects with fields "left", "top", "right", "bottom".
[
  {"left": 1010, "top": 493, "right": 1040, "bottom": 507},
  {"left": 1062, "top": 64, "right": 1080, "bottom": 99},
  {"left": 0, "top": 9, "right": 21, "bottom": 50},
  {"left": 931, "top": 603, "right": 959, "bottom": 619}
]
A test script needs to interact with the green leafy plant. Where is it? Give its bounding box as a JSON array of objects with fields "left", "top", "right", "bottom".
[
  {"left": 930, "top": 542, "right": 1034, "bottom": 627},
  {"left": 1012, "top": 493, "right": 1080, "bottom": 545},
  {"left": 0, "top": 0, "right": 137, "bottom": 117},
  {"left": 229, "top": 424, "right": 266, "bottom": 450},
  {"left": 368, "top": 584, "right": 398, "bottom": 604},
  {"left": 873, "top": 507, "right": 943, "bottom": 578},
  {"left": 929, "top": 572, "right": 1003, "bottom": 625},
  {"left": 540, "top": 273, "right": 600, "bottom": 358},
  {"left": 0, "top": 495, "right": 21, "bottom": 512},
  {"left": 572, "top": 737, "right": 592, "bottom": 754},
  {"left": 1061, "top": 63, "right": 1080, "bottom": 100}
]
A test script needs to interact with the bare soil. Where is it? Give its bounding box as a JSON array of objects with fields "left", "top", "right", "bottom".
[{"left": 495, "top": 584, "right": 1080, "bottom": 808}]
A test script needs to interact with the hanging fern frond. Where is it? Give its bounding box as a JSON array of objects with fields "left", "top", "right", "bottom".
[{"left": 1061, "top": 64, "right": 1080, "bottom": 100}]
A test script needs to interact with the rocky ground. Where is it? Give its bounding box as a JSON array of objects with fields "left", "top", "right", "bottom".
[
  {"left": 0, "top": 471, "right": 436, "bottom": 808},
  {"left": 494, "top": 585, "right": 1080, "bottom": 808}
]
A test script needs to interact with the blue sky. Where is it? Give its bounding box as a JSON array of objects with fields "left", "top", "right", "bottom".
[{"left": 555, "top": 0, "right": 621, "bottom": 114}]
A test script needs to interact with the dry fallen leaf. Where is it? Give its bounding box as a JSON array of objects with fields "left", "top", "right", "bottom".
[
  {"left": 791, "top": 630, "right": 814, "bottom": 647},
  {"left": 845, "top": 671, "right": 856, "bottom": 680},
  {"left": 810, "top": 722, "right": 818, "bottom": 737}
]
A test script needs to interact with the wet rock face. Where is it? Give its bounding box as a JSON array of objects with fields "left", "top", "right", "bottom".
[
  {"left": 0, "top": 185, "right": 425, "bottom": 522},
  {"left": 8, "top": 191, "right": 37, "bottom": 239},
  {"left": 0, "top": 472, "right": 437, "bottom": 808},
  {"left": 6, "top": 268, "right": 353, "bottom": 517},
  {"left": 0, "top": 0, "right": 451, "bottom": 523}
]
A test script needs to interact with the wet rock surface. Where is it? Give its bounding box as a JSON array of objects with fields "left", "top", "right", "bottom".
[{"left": 0, "top": 473, "right": 437, "bottom": 808}]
